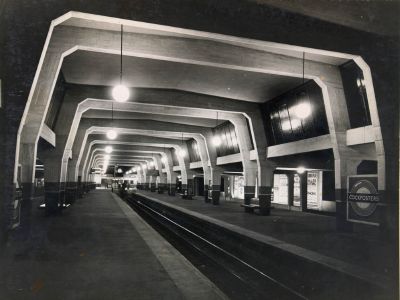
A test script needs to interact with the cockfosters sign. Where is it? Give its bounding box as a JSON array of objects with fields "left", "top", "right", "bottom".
[{"left": 347, "top": 175, "right": 380, "bottom": 225}]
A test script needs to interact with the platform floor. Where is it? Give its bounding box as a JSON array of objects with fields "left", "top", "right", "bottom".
[
  {"left": 0, "top": 190, "right": 226, "bottom": 300},
  {"left": 136, "top": 190, "right": 396, "bottom": 283}
]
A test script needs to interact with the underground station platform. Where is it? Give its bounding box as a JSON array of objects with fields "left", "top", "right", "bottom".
[
  {"left": 1, "top": 188, "right": 395, "bottom": 300},
  {"left": 0, "top": 190, "right": 226, "bottom": 300},
  {"left": 1, "top": 5, "right": 399, "bottom": 300}
]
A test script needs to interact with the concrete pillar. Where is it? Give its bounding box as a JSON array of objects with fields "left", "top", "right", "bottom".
[
  {"left": 41, "top": 155, "right": 66, "bottom": 215},
  {"left": 300, "top": 172, "right": 308, "bottom": 212},
  {"left": 19, "top": 143, "right": 37, "bottom": 216},
  {"left": 153, "top": 155, "right": 167, "bottom": 193},
  {"left": 335, "top": 159, "right": 361, "bottom": 232},
  {"left": 247, "top": 111, "right": 275, "bottom": 215},
  {"left": 176, "top": 143, "right": 191, "bottom": 198},
  {"left": 287, "top": 173, "right": 295, "bottom": 207},
  {"left": 243, "top": 167, "right": 257, "bottom": 212},
  {"left": 231, "top": 116, "right": 258, "bottom": 211},
  {"left": 169, "top": 172, "right": 178, "bottom": 197},
  {"left": 257, "top": 160, "right": 274, "bottom": 215},
  {"left": 66, "top": 162, "right": 79, "bottom": 202},
  {"left": 142, "top": 167, "right": 150, "bottom": 190},
  {"left": 149, "top": 175, "right": 156, "bottom": 192},
  {"left": 323, "top": 82, "right": 360, "bottom": 231},
  {"left": 194, "top": 136, "right": 212, "bottom": 202},
  {"left": 209, "top": 168, "right": 223, "bottom": 205},
  {"left": 203, "top": 131, "right": 220, "bottom": 204}
]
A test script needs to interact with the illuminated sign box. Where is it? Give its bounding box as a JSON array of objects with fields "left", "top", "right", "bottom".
[{"left": 347, "top": 175, "right": 380, "bottom": 226}]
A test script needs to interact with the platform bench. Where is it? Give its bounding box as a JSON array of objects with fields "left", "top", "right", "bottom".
[{"left": 240, "top": 203, "right": 260, "bottom": 213}]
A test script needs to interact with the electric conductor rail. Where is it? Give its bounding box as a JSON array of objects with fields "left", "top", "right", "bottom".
[{"left": 125, "top": 195, "right": 308, "bottom": 300}]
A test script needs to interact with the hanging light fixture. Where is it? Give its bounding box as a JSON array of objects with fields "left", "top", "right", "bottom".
[
  {"left": 179, "top": 132, "right": 186, "bottom": 157},
  {"left": 212, "top": 111, "right": 221, "bottom": 147},
  {"left": 107, "top": 101, "right": 118, "bottom": 139},
  {"left": 112, "top": 24, "right": 130, "bottom": 102},
  {"left": 106, "top": 129, "right": 117, "bottom": 140},
  {"left": 293, "top": 52, "right": 312, "bottom": 120},
  {"left": 297, "top": 166, "right": 306, "bottom": 174},
  {"left": 161, "top": 144, "right": 167, "bottom": 164},
  {"left": 105, "top": 145, "right": 113, "bottom": 154},
  {"left": 149, "top": 152, "right": 155, "bottom": 167}
]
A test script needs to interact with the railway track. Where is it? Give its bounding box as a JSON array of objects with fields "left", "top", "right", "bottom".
[{"left": 125, "top": 195, "right": 308, "bottom": 300}]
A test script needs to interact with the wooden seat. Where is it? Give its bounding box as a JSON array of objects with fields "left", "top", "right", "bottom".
[{"left": 240, "top": 203, "right": 260, "bottom": 213}]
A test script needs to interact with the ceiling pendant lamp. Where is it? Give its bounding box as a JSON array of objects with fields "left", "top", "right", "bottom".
[
  {"left": 294, "top": 52, "right": 312, "bottom": 120},
  {"left": 112, "top": 24, "right": 130, "bottom": 102},
  {"left": 107, "top": 101, "right": 118, "bottom": 140},
  {"left": 161, "top": 145, "right": 167, "bottom": 164},
  {"left": 149, "top": 152, "right": 155, "bottom": 167},
  {"left": 105, "top": 145, "right": 113, "bottom": 154},
  {"left": 106, "top": 130, "right": 117, "bottom": 139},
  {"left": 179, "top": 132, "right": 186, "bottom": 158}
]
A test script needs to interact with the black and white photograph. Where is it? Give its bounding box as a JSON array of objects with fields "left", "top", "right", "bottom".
[{"left": 0, "top": 1, "right": 399, "bottom": 299}]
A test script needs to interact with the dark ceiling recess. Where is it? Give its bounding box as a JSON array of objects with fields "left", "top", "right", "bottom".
[{"left": 269, "top": 149, "right": 334, "bottom": 170}]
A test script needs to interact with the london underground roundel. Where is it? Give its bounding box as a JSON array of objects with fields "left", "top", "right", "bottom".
[{"left": 348, "top": 179, "right": 378, "bottom": 217}]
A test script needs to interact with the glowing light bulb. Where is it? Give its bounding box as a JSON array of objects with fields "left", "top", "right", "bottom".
[
  {"left": 161, "top": 157, "right": 167, "bottom": 164},
  {"left": 117, "top": 168, "right": 123, "bottom": 173},
  {"left": 105, "top": 146, "right": 113, "bottom": 154},
  {"left": 106, "top": 129, "right": 118, "bottom": 140},
  {"left": 137, "top": 166, "right": 141, "bottom": 171},
  {"left": 281, "top": 120, "right": 291, "bottom": 131},
  {"left": 291, "top": 119, "right": 301, "bottom": 130},
  {"left": 294, "top": 102, "right": 312, "bottom": 119},
  {"left": 149, "top": 161, "right": 155, "bottom": 167},
  {"left": 212, "top": 135, "right": 222, "bottom": 147},
  {"left": 297, "top": 166, "right": 305, "bottom": 174},
  {"left": 112, "top": 84, "right": 130, "bottom": 102},
  {"left": 179, "top": 149, "right": 187, "bottom": 157}
]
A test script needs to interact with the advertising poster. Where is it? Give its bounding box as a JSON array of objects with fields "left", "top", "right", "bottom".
[{"left": 307, "top": 171, "right": 321, "bottom": 210}]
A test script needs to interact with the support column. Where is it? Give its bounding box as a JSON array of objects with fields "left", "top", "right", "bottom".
[
  {"left": 176, "top": 143, "right": 193, "bottom": 199},
  {"left": 288, "top": 173, "right": 294, "bottom": 207},
  {"left": 245, "top": 111, "right": 276, "bottom": 216},
  {"left": 42, "top": 154, "right": 67, "bottom": 215},
  {"left": 150, "top": 175, "right": 156, "bottom": 192},
  {"left": 257, "top": 161, "right": 274, "bottom": 216},
  {"left": 231, "top": 115, "right": 258, "bottom": 212},
  {"left": 210, "top": 168, "right": 223, "bottom": 205},
  {"left": 66, "top": 162, "right": 78, "bottom": 203},
  {"left": 335, "top": 159, "right": 361, "bottom": 232},
  {"left": 154, "top": 155, "right": 167, "bottom": 194},
  {"left": 169, "top": 172, "right": 177, "bottom": 196},
  {"left": 300, "top": 172, "right": 308, "bottom": 212},
  {"left": 193, "top": 135, "right": 212, "bottom": 202},
  {"left": 19, "top": 143, "right": 36, "bottom": 225}
]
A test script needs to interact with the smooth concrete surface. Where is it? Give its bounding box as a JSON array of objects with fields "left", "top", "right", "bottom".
[
  {"left": 0, "top": 190, "right": 226, "bottom": 300},
  {"left": 135, "top": 190, "right": 396, "bottom": 289}
]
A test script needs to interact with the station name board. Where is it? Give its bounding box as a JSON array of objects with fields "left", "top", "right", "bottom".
[{"left": 347, "top": 175, "right": 379, "bottom": 226}]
